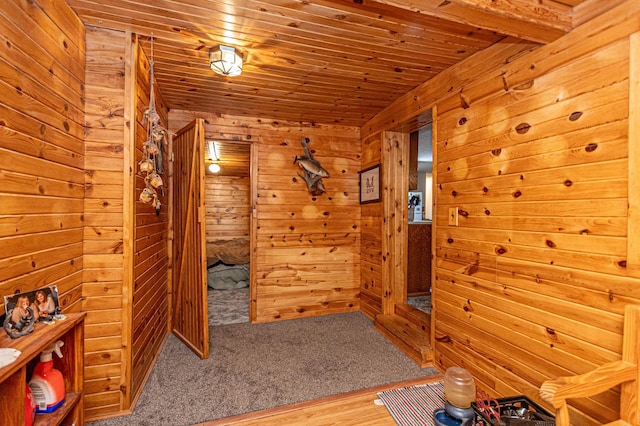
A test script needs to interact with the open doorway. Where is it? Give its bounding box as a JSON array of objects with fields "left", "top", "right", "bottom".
[
  {"left": 375, "top": 114, "right": 434, "bottom": 366},
  {"left": 407, "top": 124, "right": 433, "bottom": 314},
  {"left": 203, "top": 140, "right": 252, "bottom": 326}
]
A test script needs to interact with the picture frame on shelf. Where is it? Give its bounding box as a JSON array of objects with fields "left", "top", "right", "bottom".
[
  {"left": 3, "top": 286, "right": 62, "bottom": 339},
  {"left": 359, "top": 164, "right": 381, "bottom": 204}
]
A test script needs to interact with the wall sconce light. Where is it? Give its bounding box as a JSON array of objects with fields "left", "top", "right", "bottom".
[
  {"left": 208, "top": 141, "right": 221, "bottom": 173},
  {"left": 210, "top": 45, "right": 243, "bottom": 77}
]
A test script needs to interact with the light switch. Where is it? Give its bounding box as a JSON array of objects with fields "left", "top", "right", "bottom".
[{"left": 448, "top": 207, "right": 459, "bottom": 226}]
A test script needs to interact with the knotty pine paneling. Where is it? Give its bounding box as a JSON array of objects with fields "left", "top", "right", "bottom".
[
  {"left": 432, "top": 11, "right": 637, "bottom": 414},
  {"left": 361, "top": 1, "right": 640, "bottom": 424},
  {"left": 131, "top": 41, "right": 170, "bottom": 406},
  {"left": 83, "top": 29, "right": 170, "bottom": 421},
  {"left": 170, "top": 111, "right": 361, "bottom": 323},
  {"left": 358, "top": 1, "right": 640, "bottom": 424},
  {"left": 82, "top": 26, "right": 129, "bottom": 420},
  {"left": 360, "top": 38, "right": 541, "bottom": 140},
  {"left": 205, "top": 175, "right": 250, "bottom": 245},
  {"left": 359, "top": 134, "right": 383, "bottom": 320},
  {"left": 0, "top": 1, "right": 85, "bottom": 311}
]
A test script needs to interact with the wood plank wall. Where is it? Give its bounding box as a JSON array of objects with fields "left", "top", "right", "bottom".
[
  {"left": 170, "top": 111, "right": 361, "bottom": 323},
  {"left": 84, "top": 29, "right": 170, "bottom": 421},
  {"left": 381, "top": 131, "right": 409, "bottom": 313},
  {"left": 359, "top": 134, "right": 383, "bottom": 319},
  {"left": 203, "top": 141, "right": 252, "bottom": 247},
  {"left": 83, "top": 26, "right": 130, "bottom": 419},
  {"left": 205, "top": 174, "right": 251, "bottom": 245},
  {"left": 131, "top": 41, "right": 170, "bottom": 408},
  {"left": 359, "top": 39, "right": 541, "bottom": 321},
  {"left": 361, "top": 1, "right": 640, "bottom": 424},
  {"left": 435, "top": 8, "right": 638, "bottom": 424},
  {"left": 0, "top": 0, "right": 85, "bottom": 313}
]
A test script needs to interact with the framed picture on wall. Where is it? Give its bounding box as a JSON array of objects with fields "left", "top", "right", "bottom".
[{"left": 359, "top": 164, "right": 381, "bottom": 204}]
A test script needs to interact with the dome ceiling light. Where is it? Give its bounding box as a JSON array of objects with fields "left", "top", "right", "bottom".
[{"left": 209, "top": 45, "right": 243, "bottom": 77}]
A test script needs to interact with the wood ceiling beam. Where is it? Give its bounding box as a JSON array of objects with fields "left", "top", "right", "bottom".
[{"left": 363, "top": 0, "right": 571, "bottom": 44}]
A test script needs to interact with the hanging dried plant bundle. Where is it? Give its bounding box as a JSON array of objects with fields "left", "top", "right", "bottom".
[{"left": 138, "top": 35, "right": 169, "bottom": 215}]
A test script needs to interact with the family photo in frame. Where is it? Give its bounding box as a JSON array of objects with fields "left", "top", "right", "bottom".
[{"left": 3, "top": 285, "right": 63, "bottom": 339}]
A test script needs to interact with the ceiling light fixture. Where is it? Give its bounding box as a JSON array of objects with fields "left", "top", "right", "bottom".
[
  {"left": 209, "top": 45, "right": 243, "bottom": 77},
  {"left": 209, "top": 162, "right": 221, "bottom": 173},
  {"left": 208, "top": 141, "right": 221, "bottom": 173}
]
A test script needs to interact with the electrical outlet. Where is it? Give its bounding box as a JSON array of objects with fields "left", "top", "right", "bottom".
[{"left": 448, "top": 207, "right": 459, "bottom": 226}]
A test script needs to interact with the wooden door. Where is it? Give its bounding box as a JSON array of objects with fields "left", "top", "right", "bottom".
[
  {"left": 407, "top": 223, "right": 432, "bottom": 295},
  {"left": 171, "top": 119, "right": 209, "bottom": 359}
]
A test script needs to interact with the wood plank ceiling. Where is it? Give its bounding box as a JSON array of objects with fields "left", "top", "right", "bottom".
[{"left": 66, "top": 0, "right": 591, "bottom": 128}]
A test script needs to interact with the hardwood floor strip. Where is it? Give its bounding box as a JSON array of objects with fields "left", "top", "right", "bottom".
[{"left": 196, "top": 374, "right": 444, "bottom": 426}]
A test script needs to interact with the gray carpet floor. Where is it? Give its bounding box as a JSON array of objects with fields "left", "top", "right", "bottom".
[
  {"left": 88, "top": 311, "right": 438, "bottom": 426},
  {"left": 208, "top": 288, "right": 249, "bottom": 326},
  {"left": 407, "top": 295, "right": 431, "bottom": 314}
]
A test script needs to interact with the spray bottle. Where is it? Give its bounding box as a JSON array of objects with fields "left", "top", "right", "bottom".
[
  {"left": 25, "top": 383, "right": 35, "bottom": 426},
  {"left": 28, "top": 340, "right": 65, "bottom": 414}
]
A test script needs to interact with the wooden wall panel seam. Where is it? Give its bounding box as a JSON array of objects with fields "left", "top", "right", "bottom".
[{"left": 627, "top": 31, "right": 640, "bottom": 275}]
